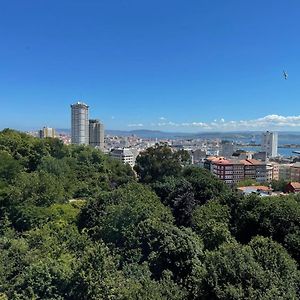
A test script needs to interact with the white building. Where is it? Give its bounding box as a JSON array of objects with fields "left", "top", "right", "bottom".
[
  {"left": 71, "top": 102, "right": 89, "bottom": 145},
  {"left": 89, "top": 119, "right": 105, "bottom": 150},
  {"left": 261, "top": 131, "right": 278, "bottom": 158},
  {"left": 110, "top": 148, "right": 135, "bottom": 167}
]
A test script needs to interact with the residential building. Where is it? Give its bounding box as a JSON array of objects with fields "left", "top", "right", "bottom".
[
  {"left": 270, "top": 162, "right": 279, "bottom": 181},
  {"left": 266, "top": 164, "right": 273, "bottom": 182},
  {"left": 39, "top": 127, "right": 56, "bottom": 138},
  {"left": 261, "top": 131, "right": 278, "bottom": 158},
  {"left": 205, "top": 157, "right": 267, "bottom": 185},
  {"left": 241, "top": 159, "right": 267, "bottom": 183},
  {"left": 110, "top": 148, "right": 135, "bottom": 167},
  {"left": 291, "top": 162, "right": 300, "bottom": 182},
  {"left": 71, "top": 101, "right": 89, "bottom": 145},
  {"left": 89, "top": 119, "right": 105, "bottom": 150},
  {"left": 279, "top": 164, "right": 292, "bottom": 181}
]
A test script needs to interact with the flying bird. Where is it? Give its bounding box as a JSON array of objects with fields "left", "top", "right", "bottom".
[{"left": 283, "top": 70, "right": 288, "bottom": 80}]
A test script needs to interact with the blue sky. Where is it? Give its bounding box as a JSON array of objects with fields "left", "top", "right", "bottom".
[{"left": 1, "top": 0, "right": 300, "bottom": 132}]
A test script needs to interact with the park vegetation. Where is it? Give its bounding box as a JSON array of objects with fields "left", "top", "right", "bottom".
[{"left": 0, "top": 129, "right": 300, "bottom": 299}]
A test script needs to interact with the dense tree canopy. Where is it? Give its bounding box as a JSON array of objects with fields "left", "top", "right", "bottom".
[
  {"left": 1, "top": 129, "right": 300, "bottom": 299},
  {"left": 134, "top": 144, "right": 190, "bottom": 183}
]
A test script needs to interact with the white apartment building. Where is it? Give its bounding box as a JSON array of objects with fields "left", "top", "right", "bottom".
[{"left": 110, "top": 148, "right": 135, "bottom": 167}]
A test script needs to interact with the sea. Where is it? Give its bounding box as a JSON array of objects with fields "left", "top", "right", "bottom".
[{"left": 242, "top": 146, "right": 300, "bottom": 157}]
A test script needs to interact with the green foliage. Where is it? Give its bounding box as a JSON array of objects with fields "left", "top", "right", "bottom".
[
  {"left": 68, "top": 242, "right": 128, "bottom": 300},
  {"left": 9, "top": 203, "right": 80, "bottom": 231},
  {"left": 153, "top": 176, "right": 196, "bottom": 226},
  {"left": 192, "top": 200, "right": 233, "bottom": 250},
  {"left": 271, "top": 179, "right": 288, "bottom": 192},
  {"left": 131, "top": 219, "right": 206, "bottom": 297},
  {"left": 7, "top": 171, "right": 68, "bottom": 207},
  {"left": 78, "top": 183, "right": 173, "bottom": 251},
  {"left": 204, "top": 237, "right": 300, "bottom": 300},
  {"left": 183, "top": 167, "right": 229, "bottom": 205},
  {"left": 134, "top": 144, "right": 190, "bottom": 183},
  {"left": 2, "top": 129, "right": 300, "bottom": 299},
  {"left": 0, "top": 151, "right": 22, "bottom": 184},
  {"left": 235, "top": 194, "right": 300, "bottom": 261},
  {"left": 237, "top": 179, "right": 257, "bottom": 187}
]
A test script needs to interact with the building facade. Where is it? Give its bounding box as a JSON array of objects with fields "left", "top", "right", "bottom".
[
  {"left": 205, "top": 157, "right": 267, "bottom": 185},
  {"left": 291, "top": 162, "right": 300, "bottom": 182},
  {"left": 39, "top": 127, "right": 56, "bottom": 138},
  {"left": 279, "top": 164, "right": 292, "bottom": 181},
  {"left": 89, "top": 119, "right": 105, "bottom": 150},
  {"left": 110, "top": 148, "right": 135, "bottom": 167},
  {"left": 71, "top": 102, "right": 89, "bottom": 145},
  {"left": 261, "top": 131, "right": 278, "bottom": 158}
]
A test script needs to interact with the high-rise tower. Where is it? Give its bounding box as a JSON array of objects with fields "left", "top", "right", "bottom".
[
  {"left": 89, "top": 119, "right": 105, "bottom": 150},
  {"left": 262, "top": 131, "right": 278, "bottom": 158},
  {"left": 71, "top": 102, "right": 89, "bottom": 145}
]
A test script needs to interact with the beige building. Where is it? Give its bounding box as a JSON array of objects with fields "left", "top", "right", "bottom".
[
  {"left": 266, "top": 162, "right": 279, "bottom": 181},
  {"left": 39, "top": 127, "right": 56, "bottom": 138}
]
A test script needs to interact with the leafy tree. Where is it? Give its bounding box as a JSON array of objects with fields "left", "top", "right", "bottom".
[
  {"left": 9, "top": 203, "right": 80, "bottom": 231},
  {"left": 68, "top": 242, "right": 130, "bottom": 300},
  {"left": 237, "top": 179, "right": 257, "bottom": 187},
  {"left": 271, "top": 179, "right": 288, "bottom": 192},
  {"left": 131, "top": 219, "right": 206, "bottom": 298},
  {"left": 204, "top": 237, "right": 300, "bottom": 300},
  {"left": 134, "top": 144, "right": 190, "bottom": 183},
  {"left": 234, "top": 194, "right": 300, "bottom": 261},
  {"left": 0, "top": 151, "right": 22, "bottom": 184},
  {"left": 7, "top": 171, "right": 68, "bottom": 207},
  {"left": 78, "top": 183, "right": 174, "bottom": 251},
  {"left": 192, "top": 200, "right": 233, "bottom": 250},
  {"left": 122, "top": 262, "right": 187, "bottom": 299},
  {"left": 183, "top": 167, "right": 229, "bottom": 205},
  {"left": 153, "top": 176, "right": 196, "bottom": 226}
]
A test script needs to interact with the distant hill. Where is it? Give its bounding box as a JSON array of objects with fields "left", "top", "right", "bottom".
[
  {"left": 55, "top": 129, "right": 300, "bottom": 144},
  {"left": 56, "top": 129, "right": 193, "bottom": 139}
]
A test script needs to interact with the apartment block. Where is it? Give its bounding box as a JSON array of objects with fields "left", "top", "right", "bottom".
[{"left": 205, "top": 157, "right": 267, "bottom": 185}]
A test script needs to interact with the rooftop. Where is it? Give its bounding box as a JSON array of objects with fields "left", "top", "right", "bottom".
[{"left": 288, "top": 182, "right": 300, "bottom": 189}]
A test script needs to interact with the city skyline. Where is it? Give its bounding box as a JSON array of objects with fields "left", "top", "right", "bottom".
[{"left": 1, "top": 1, "right": 300, "bottom": 132}]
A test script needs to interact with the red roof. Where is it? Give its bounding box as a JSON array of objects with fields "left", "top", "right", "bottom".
[
  {"left": 238, "top": 185, "right": 272, "bottom": 192},
  {"left": 289, "top": 182, "right": 300, "bottom": 189}
]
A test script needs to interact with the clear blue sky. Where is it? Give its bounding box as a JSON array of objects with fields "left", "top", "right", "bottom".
[{"left": 1, "top": 0, "right": 300, "bottom": 132}]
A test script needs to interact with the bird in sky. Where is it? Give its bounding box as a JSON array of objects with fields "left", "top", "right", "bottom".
[{"left": 283, "top": 70, "right": 288, "bottom": 80}]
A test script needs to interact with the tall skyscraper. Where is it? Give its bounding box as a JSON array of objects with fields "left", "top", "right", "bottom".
[
  {"left": 39, "top": 126, "right": 56, "bottom": 138},
  {"left": 262, "top": 131, "right": 278, "bottom": 158},
  {"left": 71, "top": 102, "right": 89, "bottom": 145},
  {"left": 89, "top": 119, "right": 105, "bottom": 150}
]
